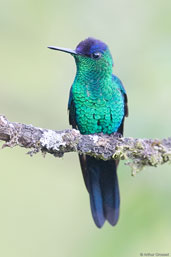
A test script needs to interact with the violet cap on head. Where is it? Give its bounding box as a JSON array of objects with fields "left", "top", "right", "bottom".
[{"left": 48, "top": 37, "right": 108, "bottom": 57}]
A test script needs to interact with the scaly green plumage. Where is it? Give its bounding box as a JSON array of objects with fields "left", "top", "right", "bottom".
[{"left": 71, "top": 48, "right": 125, "bottom": 134}]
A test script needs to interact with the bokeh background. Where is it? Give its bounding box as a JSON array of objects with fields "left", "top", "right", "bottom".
[{"left": 0, "top": 0, "right": 171, "bottom": 256}]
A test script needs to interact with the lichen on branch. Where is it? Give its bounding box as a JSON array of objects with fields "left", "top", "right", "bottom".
[{"left": 0, "top": 115, "right": 170, "bottom": 175}]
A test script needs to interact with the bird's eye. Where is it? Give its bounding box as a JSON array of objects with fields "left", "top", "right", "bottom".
[{"left": 91, "top": 52, "right": 102, "bottom": 59}]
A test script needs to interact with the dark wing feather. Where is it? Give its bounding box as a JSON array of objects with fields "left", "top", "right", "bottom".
[
  {"left": 112, "top": 75, "right": 128, "bottom": 135},
  {"left": 68, "top": 87, "right": 77, "bottom": 129}
]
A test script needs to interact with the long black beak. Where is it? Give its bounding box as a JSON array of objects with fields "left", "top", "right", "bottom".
[{"left": 48, "top": 46, "right": 77, "bottom": 55}]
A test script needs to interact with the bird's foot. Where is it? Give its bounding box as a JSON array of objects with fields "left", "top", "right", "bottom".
[{"left": 111, "top": 132, "right": 122, "bottom": 138}]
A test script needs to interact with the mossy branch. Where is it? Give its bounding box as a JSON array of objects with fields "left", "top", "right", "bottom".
[{"left": 0, "top": 115, "right": 170, "bottom": 175}]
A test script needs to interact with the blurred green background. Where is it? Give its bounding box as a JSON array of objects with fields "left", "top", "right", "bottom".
[{"left": 0, "top": 0, "right": 171, "bottom": 256}]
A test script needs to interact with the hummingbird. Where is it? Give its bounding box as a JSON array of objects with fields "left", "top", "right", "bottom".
[{"left": 48, "top": 38, "right": 128, "bottom": 228}]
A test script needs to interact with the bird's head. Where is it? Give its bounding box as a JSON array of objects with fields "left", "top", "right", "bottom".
[{"left": 48, "top": 38, "right": 113, "bottom": 74}]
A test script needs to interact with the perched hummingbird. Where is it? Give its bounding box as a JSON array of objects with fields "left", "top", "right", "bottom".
[{"left": 48, "top": 38, "right": 128, "bottom": 228}]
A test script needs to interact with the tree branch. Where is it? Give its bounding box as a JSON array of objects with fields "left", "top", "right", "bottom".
[{"left": 0, "top": 115, "right": 170, "bottom": 175}]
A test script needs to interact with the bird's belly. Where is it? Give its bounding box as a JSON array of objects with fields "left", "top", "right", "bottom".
[{"left": 75, "top": 101, "right": 124, "bottom": 135}]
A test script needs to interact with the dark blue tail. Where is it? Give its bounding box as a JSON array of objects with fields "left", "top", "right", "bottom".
[{"left": 79, "top": 155, "right": 120, "bottom": 228}]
